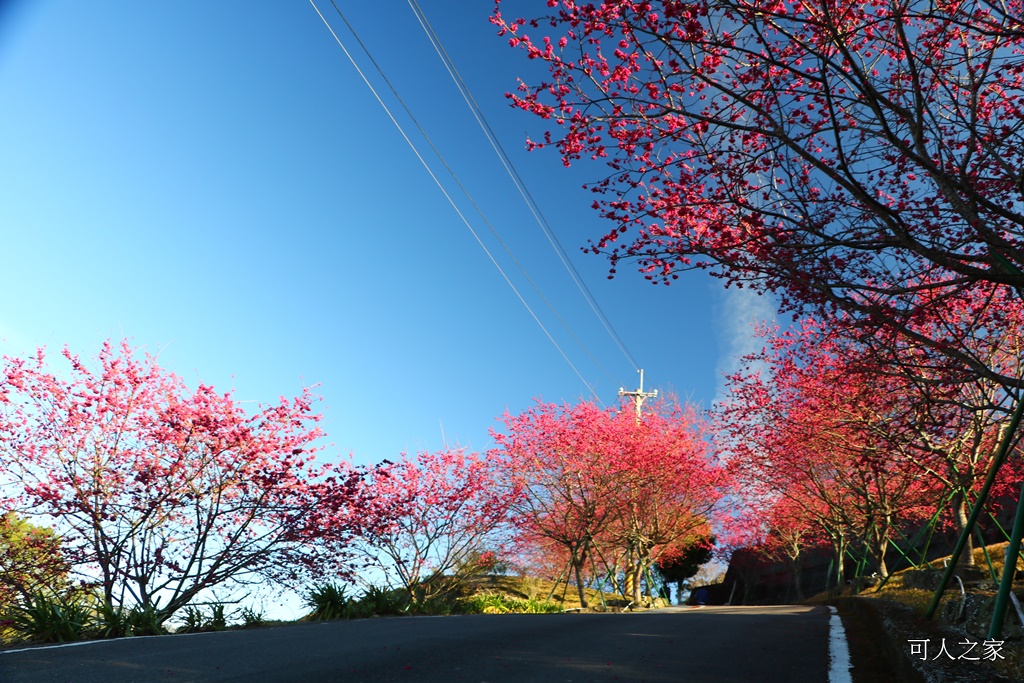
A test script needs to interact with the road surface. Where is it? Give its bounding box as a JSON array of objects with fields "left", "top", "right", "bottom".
[{"left": 1, "top": 605, "right": 832, "bottom": 682}]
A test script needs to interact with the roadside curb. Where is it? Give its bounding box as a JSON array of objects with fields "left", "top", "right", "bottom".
[
  {"left": 835, "top": 597, "right": 1015, "bottom": 683},
  {"left": 833, "top": 598, "right": 924, "bottom": 683}
]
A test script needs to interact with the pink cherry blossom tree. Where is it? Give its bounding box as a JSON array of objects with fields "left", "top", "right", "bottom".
[
  {"left": 716, "top": 318, "right": 1021, "bottom": 579},
  {"left": 0, "top": 341, "right": 368, "bottom": 624},
  {"left": 492, "top": 399, "right": 726, "bottom": 606},
  {"left": 491, "top": 401, "right": 622, "bottom": 607},
  {"left": 493, "top": 0, "right": 1024, "bottom": 387},
  {"left": 353, "top": 448, "right": 514, "bottom": 605}
]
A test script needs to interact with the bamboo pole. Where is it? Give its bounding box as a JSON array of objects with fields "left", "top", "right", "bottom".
[
  {"left": 989, "top": 478, "right": 1024, "bottom": 639},
  {"left": 926, "top": 396, "right": 1024, "bottom": 620}
]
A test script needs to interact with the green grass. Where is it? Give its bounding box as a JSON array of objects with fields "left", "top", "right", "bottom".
[{"left": 460, "top": 593, "right": 562, "bottom": 614}]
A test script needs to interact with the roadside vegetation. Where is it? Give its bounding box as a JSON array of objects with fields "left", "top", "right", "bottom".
[
  {"left": 0, "top": 572, "right": 642, "bottom": 647},
  {"left": 798, "top": 542, "right": 1024, "bottom": 681}
]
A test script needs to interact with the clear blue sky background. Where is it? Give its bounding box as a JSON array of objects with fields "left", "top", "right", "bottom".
[{"left": 0, "top": 1, "right": 776, "bottom": 469}]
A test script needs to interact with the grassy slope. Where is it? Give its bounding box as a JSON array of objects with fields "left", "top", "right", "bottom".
[
  {"left": 461, "top": 574, "right": 660, "bottom": 611},
  {"left": 806, "top": 542, "right": 1024, "bottom": 681}
]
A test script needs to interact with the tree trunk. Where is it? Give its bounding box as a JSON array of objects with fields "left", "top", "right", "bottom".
[
  {"left": 833, "top": 535, "right": 846, "bottom": 591},
  {"left": 622, "top": 547, "right": 635, "bottom": 601},
  {"left": 630, "top": 562, "right": 643, "bottom": 605},
  {"left": 792, "top": 560, "right": 804, "bottom": 602},
  {"left": 572, "top": 552, "right": 589, "bottom": 609},
  {"left": 952, "top": 491, "right": 975, "bottom": 566},
  {"left": 875, "top": 536, "right": 890, "bottom": 579}
]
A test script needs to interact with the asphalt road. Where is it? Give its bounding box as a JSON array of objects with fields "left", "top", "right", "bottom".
[{"left": 0, "top": 605, "right": 831, "bottom": 683}]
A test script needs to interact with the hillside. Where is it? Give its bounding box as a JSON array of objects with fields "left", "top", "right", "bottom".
[
  {"left": 460, "top": 574, "right": 667, "bottom": 612},
  {"left": 812, "top": 542, "right": 1024, "bottom": 682}
]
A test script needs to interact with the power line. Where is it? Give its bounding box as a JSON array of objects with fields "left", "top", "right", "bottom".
[
  {"left": 308, "top": 0, "right": 603, "bottom": 402},
  {"left": 407, "top": 0, "right": 642, "bottom": 374},
  {"left": 321, "top": 1, "right": 620, "bottom": 391}
]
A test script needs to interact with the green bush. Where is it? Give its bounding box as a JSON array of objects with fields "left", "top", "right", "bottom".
[
  {"left": 93, "top": 601, "right": 133, "bottom": 639},
  {"left": 240, "top": 606, "right": 266, "bottom": 628},
  {"left": 0, "top": 514, "right": 69, "bottom": 617},
  {"left": 175, "top": 603, "right": 227, "bottom": 633},
  {"left": 304, "top": 583, "right": 413, "bottom": 620},
  {"left": 177, "top": 606, "right": 206, "bottom": 634},
  {"left": 417, "top": 595, "right": 456, "bottom": 616},
  {"left": 462, "top": 593, "right": 505, "bottom": 613},
  {"left": 519, "top": 598, "right": 563, "bottom": 614},
  {"left": 305, "top": 583, "right": 353, "bottom": 621},
  {"left": 6, "top": 591, "right": 93, "bottom": 643},
  {"left": 357, "top": 585, "right": 407, "bottom": 617},
  {"left": 208, "top": 603, "right": 227, "bottom": 631},
  {"left": 4, "top": 591, "right": 170, "bottom": 644},
  {"left": 127, "top": 603, "right": 166, "bottom": 636}
]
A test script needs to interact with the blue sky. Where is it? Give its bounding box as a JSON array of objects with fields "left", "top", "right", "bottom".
[{"left": 0, "top": 0, "right": 776, "bottom": 469}]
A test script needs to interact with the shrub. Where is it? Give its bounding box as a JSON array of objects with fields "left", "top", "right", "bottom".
[
  {"left": 357, "top": 585, "right": 407, "bottom": 617},
  {"left": 6, "top": 591, "right": 93, "bottom": 643},
  {"left": 0, "top": 514, "right": 69, "bottom": 616},
  {"left": 93, "top": 601, "right": 134, "bottom": 639},
  {"left": 175, "top": 604, "right": 227, "bottom": 633},
  {"left": 305, "top": 583, "right": 352, "bottom": 621},
  {"left": 127, "top": 603, "right": 166, "bottom": 636},
  {"left": 207, "top": 603, "right": 227, "bottom": 631},
  {"left": 176, "top": 606, "right": 206, "bottom": 633},
  {"left": 0, "top": 617, "right": 18, "bottom": 645},
  {"left": 463, "top": 594, "right": 506, "bottom": 614},
  {"left": 418, "top": 595, "right": 456, "bottom": 616},
  {"left": 240, "top": 606, "right": 266, "bottom": 628}
]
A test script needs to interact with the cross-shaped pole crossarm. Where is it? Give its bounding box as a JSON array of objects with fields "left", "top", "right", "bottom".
[{"left": 618, "top": 369, "right": 658, "bottom": 421}]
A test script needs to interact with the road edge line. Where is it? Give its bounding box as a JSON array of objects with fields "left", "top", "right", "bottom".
[
  {"left": 828, "top": 605, "right": 853, "bottom": 683},
  {"left": 0, "top": 628, "right": 236, "bottom": 655}
]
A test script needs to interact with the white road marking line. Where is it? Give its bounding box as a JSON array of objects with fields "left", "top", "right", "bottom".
[{"left": 828, "top": 605, "right": 853, "bottom": 683}]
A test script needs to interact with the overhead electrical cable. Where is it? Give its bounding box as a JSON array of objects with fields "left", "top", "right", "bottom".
[
  {"left": 407, "top": 0, "right": 642, "bottom": 374},
  {"left": 309, "top": 0, "right": 603, "bottom": 402},
  {"left": 322, "top": 2, "right": 620, "bottom": 390}
]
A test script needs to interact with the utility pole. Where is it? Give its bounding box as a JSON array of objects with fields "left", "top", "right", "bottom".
[
  {"left": 619, "top": 369, "right": 658, "bottom": 602},
  {"left": 619, "top": 369, "right": 658, "bottom": 421}
]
